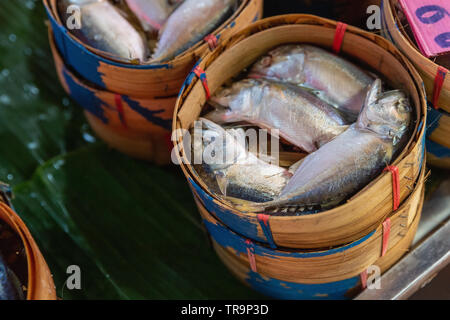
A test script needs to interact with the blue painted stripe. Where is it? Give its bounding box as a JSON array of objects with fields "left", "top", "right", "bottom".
[
  {"left": 62, "top": 67, "right": 108, "bottom": 124},
  {"left": 121, "top": 96, "right": 171, "bottom": 131},
  {"left": 177, "top": 58, "right": 203, "bottom": 98},
  {"left": 246, "top": 271, "right": 360, "bottom": 300},
  {"left": 426, "top": 105, "right": 443, "bottom": 137},
  {"left": 427, "top": 139, "right": 450, "bottom": 158},
  {"left": 190, "top": 178, "right": 264, "bottom": 242},
  {"left": 257, "top": 217, "right": 277, "bottom": 249}
]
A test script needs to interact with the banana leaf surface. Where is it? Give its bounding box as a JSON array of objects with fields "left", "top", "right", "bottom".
[{"left": 0, "top": 0, "right": 261, "bottom": 300}]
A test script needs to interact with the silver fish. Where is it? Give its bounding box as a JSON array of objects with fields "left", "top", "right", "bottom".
[
  {"left": 192, "top": 118, "right": 291, "bottom": 203},
  {"left": 242, "top": 79, "right": 412, "bottom": 212},
  {"left": 125, "top": 0, "right": 175, "bottom": 32},
  {"left": 0, "top": 253, "right": 23, "bottom": 300},
  {"left": 249, "top": 45, "right": 374, "bottom": 120},
  {"left": 206, "top": 79, "right": 349, "bottom": 153},
  {"left": 152, "top": 0, "right": 237, "bottom": 62},
  {"left": 58, "top": 0, "right": 148, "bottom": 62}
]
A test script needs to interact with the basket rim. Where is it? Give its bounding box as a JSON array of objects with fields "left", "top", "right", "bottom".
[
  {"left": 43, "top": 0, "right": 253, "bottom": 68},
  {"left": 0, "top": 201, "right": 56, "bottom": 300}
]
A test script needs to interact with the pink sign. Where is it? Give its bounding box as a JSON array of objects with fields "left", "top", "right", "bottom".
[{"left": 399, "top": 0, "right": 450, "bottom": 58}]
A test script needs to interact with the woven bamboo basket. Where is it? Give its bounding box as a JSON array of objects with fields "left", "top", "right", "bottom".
[
  {"left": 199, "top": 167, "right": 425, "bottom": 299},
  {"left": 43, "top": 0, "right": 263, "bottom": 99},
  {"left": 381, "top": 0, "right": 450, "bottom": 169},
  {"left": 381, "top": 0, "right": 450, "bottom": 114},
  {"left": 48, "top": 28, "right": 173, "bottom": 163},
  {"left": 173, "top": 15, "right": 427, "bottom": 249},
  {"left": 0, "top": 189, "right": 56, "bottom": 300}
]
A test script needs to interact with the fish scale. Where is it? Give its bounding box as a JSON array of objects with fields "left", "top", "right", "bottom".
[
  {"left": 243, "top": 79, "right": 412, "bottom": 213},
  {"left": 206, "top": 79, "right": 349, "bottom": 153},
  {"left": 249, "top": 44, "right": 374, "bottom": 121}
]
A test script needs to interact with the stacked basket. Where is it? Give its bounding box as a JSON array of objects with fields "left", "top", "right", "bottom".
[
  {"left": 381, "top": 0, "right": 450, "bottom": 169},
  {"left": 0, "top": 185, "right": 56, "bottom": 300},
  {"left": 44, "top": 0, "right": 263, "bottom": 164},
  {"left": 173, "top": 15, "right": 427, "bottom": 299}
]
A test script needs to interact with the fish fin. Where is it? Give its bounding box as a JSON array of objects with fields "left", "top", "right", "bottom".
[
  {"left": 215, "top": 174, "right": 228, "bottom": 196},
  {"left": 223, "top": 196, "right": 267, "bottom": 212},
  {"left": 365, "top": 79, "right": 383, "bottom": 106}
]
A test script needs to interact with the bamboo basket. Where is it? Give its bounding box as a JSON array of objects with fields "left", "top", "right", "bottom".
[
  {"left": 49, "top": 27, "right": 173, "bottom": 163},
  {"left": 43, "top": 0, "right": 263, "bottom": 99},
  {"left": 0, "top": 189, "right": 56, "bottom": 300},
  {"left": 199, "top": 167, "right": 425, "bottom": 299},
  {"left": 381, "top": 0, "right": 450, "bottom": 169},
  {"left": 173, "top": 15, "right": 427, "bottom": 249},
  {"left": 381, "top": 0, "right": 450, "bottom": 113}
]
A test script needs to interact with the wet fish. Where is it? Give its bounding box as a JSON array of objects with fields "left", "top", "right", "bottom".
[
  {"left": 125, "top": 0, "right": 176, "bottom": 33},
  {"left": 58, "top": 0, "right": 148, "bottom": 62},
  {"left": 152, "top": 0, "right": 237, "bottom": 62},
  {"left": 240, "top": 79, "right": 412, "bottom": 212},
  {"left": 206, "top": 79, "right": 349, "bottom": 153},
  {"left": 249, "top": 45, "right": 374, "bottom": 120},
  {"left": 192, "top": 118, "right": 291, "bottom": 203},
  {"left": 0, "top": 253, "right": 23, "bottom": 300}
]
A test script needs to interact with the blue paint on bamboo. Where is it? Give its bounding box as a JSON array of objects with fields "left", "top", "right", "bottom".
[
  {"left": 62, "top": 68, "right": 108, "bottom": 124},
  {"left": 257, "top": 217, "right": 277, "bottom": 249},
  {"left": 178, "top": 59, "right": 203, "bottom": 98},
  {"left": 246, "top": 272, "right": 360, "bottom": 300},
  {"left": 426, "top": 106, "right": 443, "bottom": 137},
  {"left": 204, "top": 217, "right": 364, "bottom": 299},
  {"left": 121, "top": 96, "right": 171, "bottom": 131},
  {"left": 189, "top": 178, "right": 264, "bottom": 242},
  {"left": 427, "top": 139, "right": 450, "bottom": 158},
  {"left": 202, "top": 217, "right": 375, "bottom": 259}
]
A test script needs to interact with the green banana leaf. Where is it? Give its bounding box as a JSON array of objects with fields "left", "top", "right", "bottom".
[{"left": 0, "top": 0, "right": 261, "bottom": 299}]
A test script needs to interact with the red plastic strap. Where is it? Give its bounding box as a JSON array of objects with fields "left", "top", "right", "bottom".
[
  {"left": 360, "top": 269, "right": 368, "bottom": 289},
  {"left": 193, "top": 66, "right": 211, "bottom": 100},
  {"left": 114, "top": 94, "right": 127, "bottom": 128},
  {"left": 433, "top": 66, "right": 448, "bottom": 110},
  {"left": 381, "top": 218, "right": 391, "bottom": 257},
  {"left": 164, "top": 132, "right": 174, "bottom": 153},
  {"left": 245, "top": 239, "right": 257, "bottom": 273},
  {"left": 332, "top": 22, "right": 348, "bottom": 54},
  {"left": 204, "top": 34, "right": 219, "bottom": 50},
  {"left": 384, "top": 166, "right": 400, "bottom": 211}
]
